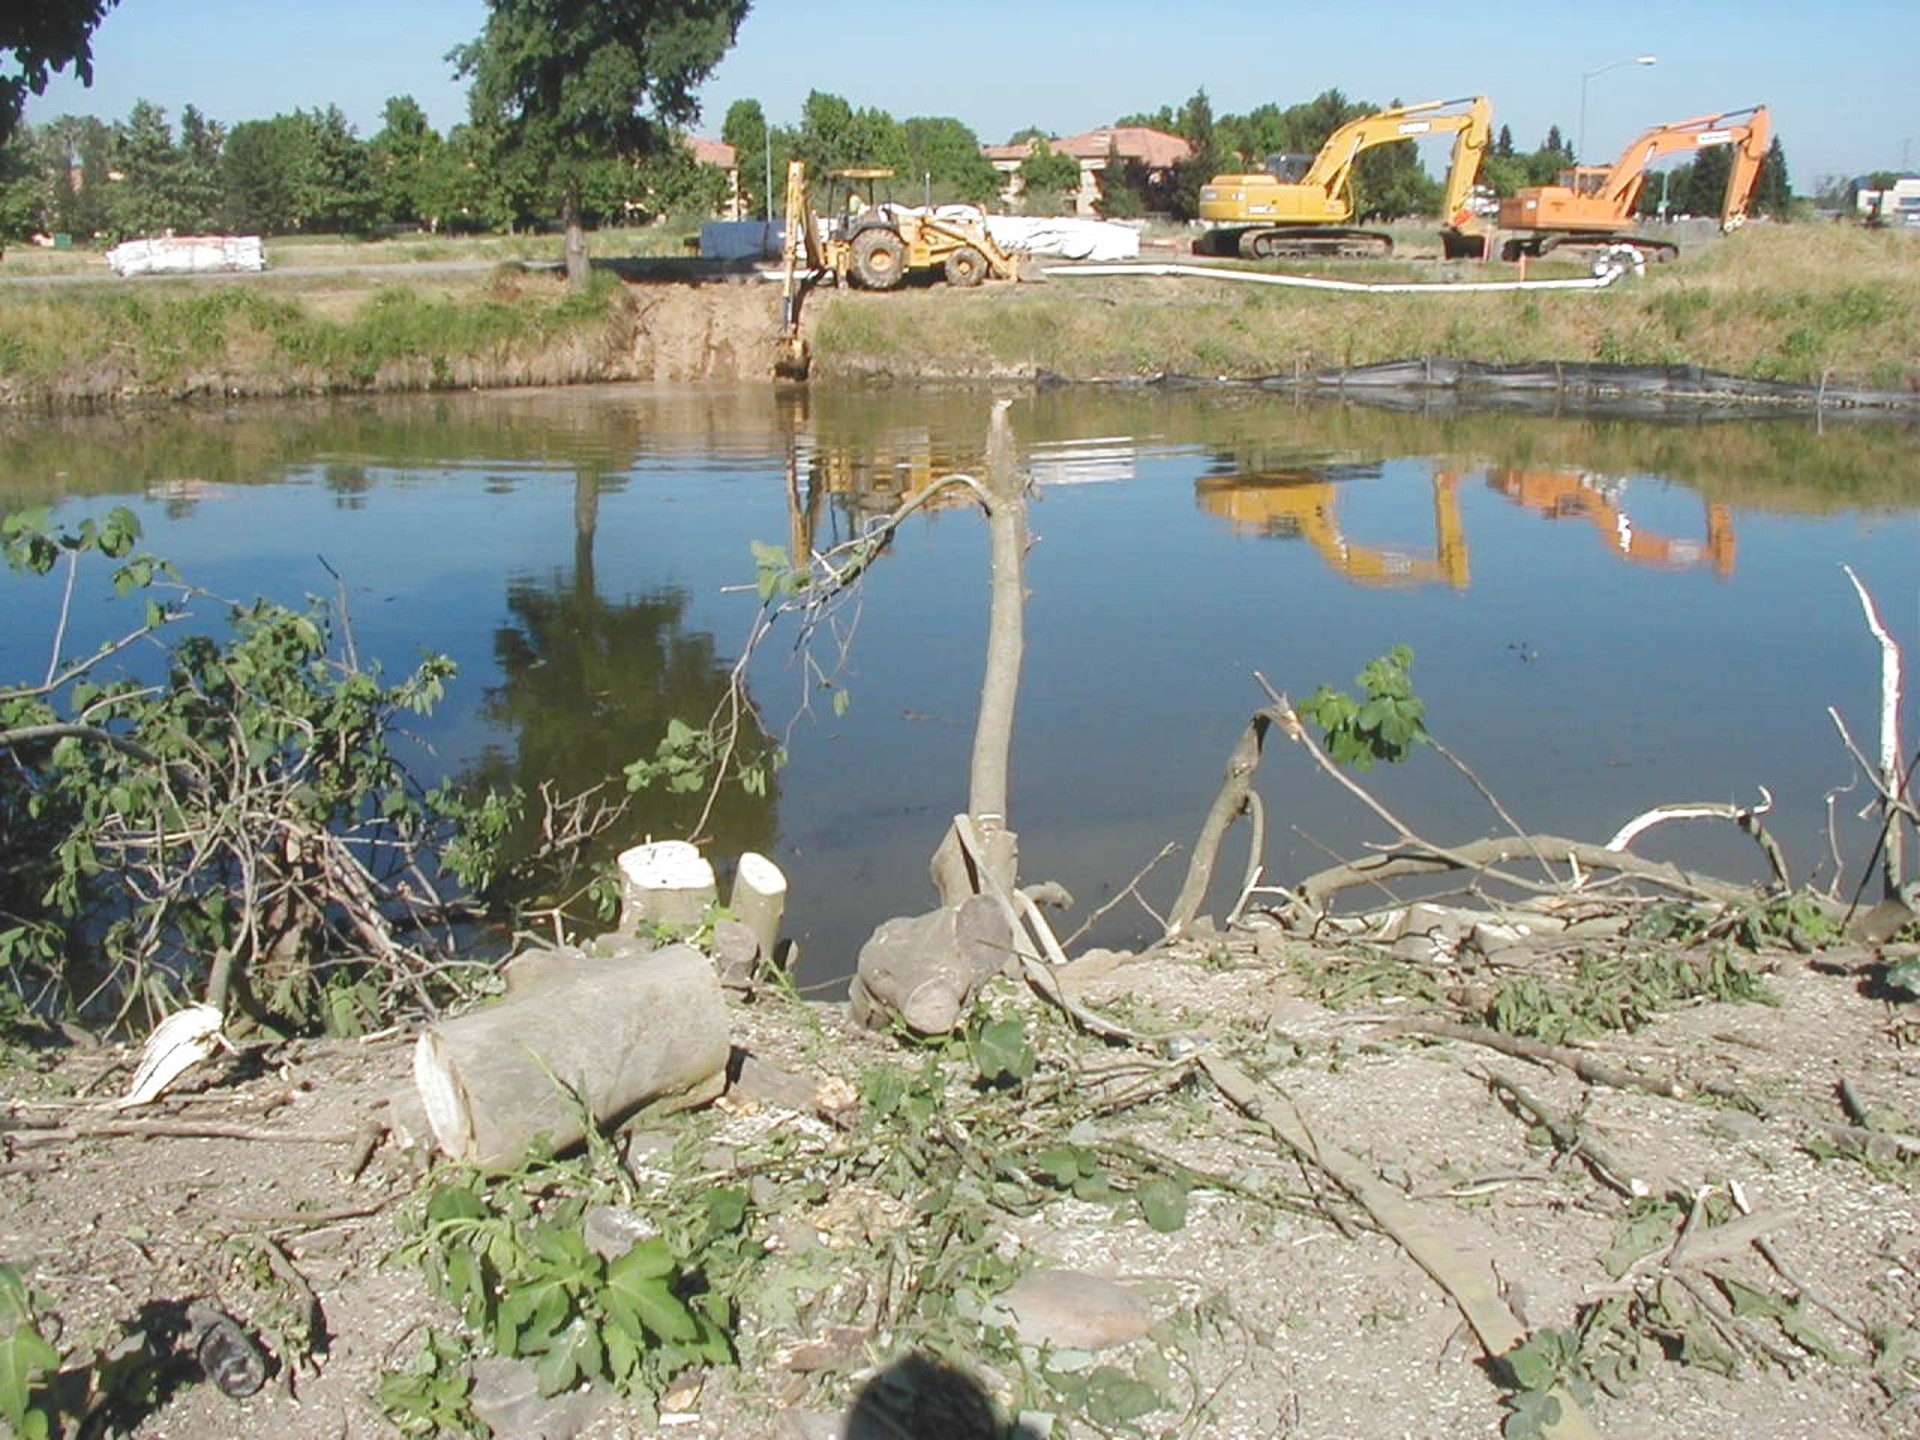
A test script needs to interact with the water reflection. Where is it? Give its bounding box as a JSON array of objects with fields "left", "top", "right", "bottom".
[
  {"left": 1196, "top": 467, "right": 1471, "bottom": 588},
  {"left": 465, "top": 463, "right": 779, "bottom": 886},
  {"left": 5, "top": 387, "right": 1916, "bottom": 979},
  {"left": 1485, "top": 469, "right": 1736, "bottom": 576},
  {"left": 1195, "top": 461, "right": 1742, "bottom": 587}
]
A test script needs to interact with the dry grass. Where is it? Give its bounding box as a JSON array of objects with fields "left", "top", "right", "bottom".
[
  {"left": 2, "top": 221, "right": 1913, "bottom": 404},
  {"left": 812, "top": 223, "right": 1920, "bottom": 392}
]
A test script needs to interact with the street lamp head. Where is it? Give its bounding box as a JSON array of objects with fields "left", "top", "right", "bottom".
[{"left": 1634, "top": 54, "right": 1657, "bottom": 66}]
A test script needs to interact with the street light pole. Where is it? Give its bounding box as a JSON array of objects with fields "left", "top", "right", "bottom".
[{"left": 1578, "top": 54, "right": 1657, "bottom": 164}]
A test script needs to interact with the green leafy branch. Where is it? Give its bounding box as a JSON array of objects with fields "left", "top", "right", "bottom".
[{"left": 1294, "top": 645, "right": 1428, "bottom": 771}]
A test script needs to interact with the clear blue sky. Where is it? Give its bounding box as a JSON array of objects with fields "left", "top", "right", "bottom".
[{"left": 22, "top": 1, "right": 1918, "bottom": 186}]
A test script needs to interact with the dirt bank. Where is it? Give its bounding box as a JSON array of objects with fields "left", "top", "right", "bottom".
[{"left": 5, "top": 919, "right": 1916, "bottom": 1439}]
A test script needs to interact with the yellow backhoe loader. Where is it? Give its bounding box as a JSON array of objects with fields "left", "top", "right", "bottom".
[
  {"left": 776, "top": 160, "right": 1020, "bottom": 377},
  {"left": 1197, "top": 96, "right": 1493, "bottom": 258}
]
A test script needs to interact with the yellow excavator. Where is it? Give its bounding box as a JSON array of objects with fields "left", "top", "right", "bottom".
[
  {"left": 1494, "top": 105, "right": 1770, "bottom": 262},
  {"left": 1197, "top": 96, "right": 1493, "bottom": 258},
  {"left": 1194, "top": 466, "right": 1470, "bottom": 589}
]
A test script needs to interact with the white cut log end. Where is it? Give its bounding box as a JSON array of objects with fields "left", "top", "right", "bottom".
[
  {"left": 618, "top": 840, "right": 718, "bottom": 932},
  {"left": 734, "top": 851, "right": 787, "bottom": 899},
  {"left": 413, "top": 1030, "right": 476, "bottom": 1162},
  {"left": 618, "top": 840, "right": 713, "bottom": 891},
  {"left": 730, "top": 852, "right": 789, "bottom": 959}
]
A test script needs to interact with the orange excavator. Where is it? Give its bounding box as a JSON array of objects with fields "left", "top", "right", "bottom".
[
  {"left": 1194, "top": 466, "right": 1470, "bottom": 589},
  {"left": 1486, "top": 469, "right": 1736, "bottom": 576},
  {"left": 1494, "top": 105, "right": 1770, "bottom": 263}
]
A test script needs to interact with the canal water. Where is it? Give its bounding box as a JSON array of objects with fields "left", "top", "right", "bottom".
[{"left": 4, "top": 386, "right": 1916, "bottom": 983}]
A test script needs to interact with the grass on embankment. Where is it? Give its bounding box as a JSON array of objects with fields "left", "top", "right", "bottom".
[
  {"left": 811, "top": 223, "right": 1920, "bottom": 392},
  {"left": 0, "top": 264, "right": 635, "bottom": 403},
  {"left": 0, "top": 221, "right": 1912, "bottom": 404}
]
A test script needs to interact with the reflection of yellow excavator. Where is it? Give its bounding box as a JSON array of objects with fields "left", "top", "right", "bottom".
[
  {"left": 1487, "top": 469, "right": 1736, "bottom": 576},
  {"left": 1194, "top": 467, "right": 1470, "bottom": 588},
  {"left": 1197, "top": 96, "right": 1492, "bottom": 258},
  {"left": 1495, "top": 105, "right": 1770, "bottom": 262}
]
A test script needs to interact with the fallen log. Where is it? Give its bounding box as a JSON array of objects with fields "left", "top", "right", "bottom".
[{"left": 413, "top": 939, "right": 728, "bottom": 1169}]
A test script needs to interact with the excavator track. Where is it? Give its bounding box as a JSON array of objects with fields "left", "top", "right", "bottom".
[
  {"left": 1498, "top": 233, "right": 1678, "bottom": 264},
  {"left": 1197, "top": 226, "right": 1394, "bottom": 260}
]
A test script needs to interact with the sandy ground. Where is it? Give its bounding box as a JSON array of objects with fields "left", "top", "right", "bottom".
[{"left": 4, "top": 916, "right": 1917, "bottom": 1440}]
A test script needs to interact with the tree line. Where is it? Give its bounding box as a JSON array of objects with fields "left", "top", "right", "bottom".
[{"left": 0, "top": 79, "right": 1795, "bottom": 249}]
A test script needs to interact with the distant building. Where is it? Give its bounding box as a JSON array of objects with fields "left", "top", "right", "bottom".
[
  {"left": 1855, "top": 175, "right": 1920, "bottom": 226},
  {"left": 685, "top": 136, "right": 744, "bottom": 220},
  {"left": 983, "top": 126, "right": 1192, "bottom": 216}
]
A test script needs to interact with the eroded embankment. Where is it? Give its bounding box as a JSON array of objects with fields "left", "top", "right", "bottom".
[{"left": 4, "top": 224, "right": 1919, "bottom": 409}]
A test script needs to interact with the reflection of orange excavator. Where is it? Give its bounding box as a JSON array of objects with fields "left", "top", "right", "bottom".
[
  {"left": 1486, "top": 468, "right": 1736, "bottom": 576},
  {"left": 1194, "top": 466, "right": 1470, "bottom": 588},
  {"left": 1495, "top": 105, "right": 1770, "bottom": 263}
]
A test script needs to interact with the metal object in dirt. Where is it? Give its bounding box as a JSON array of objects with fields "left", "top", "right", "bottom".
[{"left": 187, "top": 1301, "right": 269, "bottom": 1398}]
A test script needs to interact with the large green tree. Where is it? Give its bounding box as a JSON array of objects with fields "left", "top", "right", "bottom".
[
  {"left": 453, "top": 0, "right": 751, "bottom": 290},
  {"left": 898, "top": 116, "right": 998, "bottom": 205},
  {"left": 106, "top": 98, "right": 179, "bottom": 239},
  {"left": 221, "top": 108, "right": 377, "bottom": 235},
  {"left": 721, "top": 98, "right": 773, "bottom": 219},
  {"left": 0, "top": 1, "right": 119, "bottom": 143}
]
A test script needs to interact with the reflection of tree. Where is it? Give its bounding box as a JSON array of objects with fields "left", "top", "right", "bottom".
[{"left": 465, "top": 468, "right": 777, "bottom": 888}]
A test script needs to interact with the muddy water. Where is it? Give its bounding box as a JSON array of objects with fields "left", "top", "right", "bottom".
[{"left": 4, "top": 387, "right": 1916, "bottom": 981}]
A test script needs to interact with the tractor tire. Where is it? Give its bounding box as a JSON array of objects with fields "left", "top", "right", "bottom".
[
  {"left": 851, "top": 229, "right": 908, "bottom": 290},
  {"left": 943, "top": 245, "right": 988, "bottom": 287}
]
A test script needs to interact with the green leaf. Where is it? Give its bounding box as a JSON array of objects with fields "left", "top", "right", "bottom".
[
  {"left": 533, "top": 1317, "right": 601, "bottom": 1397},
  {"left": 1780, "top": 1307, "right": 1847, "bottom": 1364},
  {"left": 1136, "top": 1176, "right": 1190, "bottom": 1234},
  {"left": 1719, "top": 1275, "right": 1787, "bottom": 1320},
  {"left": 1035, "top": 1145, "right": 1095, "bottom": 1187},
  {"left": 1083, "top": 1365, "right": 1160, "bottom": 1425},
  {"left": 0, "top": 1318, "right": 59, "bottom": 1437},
  {"left": 625, "top": 1277, "right": 697, "bottom": 1344},
  {"left": 967, "top": 1015, "right": 1035, "bottom": 1086}
]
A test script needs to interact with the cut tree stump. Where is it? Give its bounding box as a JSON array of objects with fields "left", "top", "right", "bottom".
[
  {"left": 729, "top": 851, "right": 788, "bottom": 960},
  {"left": 849, "top": 895, "right": 1013, "bottom": 1035},
  {"left": 413, "top": 939, "right": 728, "bottom": 1169},
  {"left": 618, "top": 840, "right": 718, "bottom": 933}
]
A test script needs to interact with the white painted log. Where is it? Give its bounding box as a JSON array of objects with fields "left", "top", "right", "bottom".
[
  {"left": 728, "top": 851, "right": 788, "bottom": 960},
  {"left": 617, "top": 840, "right": 718, "bottom": 933},
  {"left": 413, "top": 942, "right": 728, "bottom": 1169}
]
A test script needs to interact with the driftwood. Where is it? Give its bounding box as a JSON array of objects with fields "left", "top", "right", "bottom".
[
  {"left": 849, "top": 895, "right": 1013, "bottom": 1036},
  {"left": 413, "top": 939, "right": 728, "bottom": 1169},
  {"left": 1292, "top": 834, "right": 1764, "bottom": 915},
  {"left": 1606, "top": 791, "right": 1792, "bottom": 890}
]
